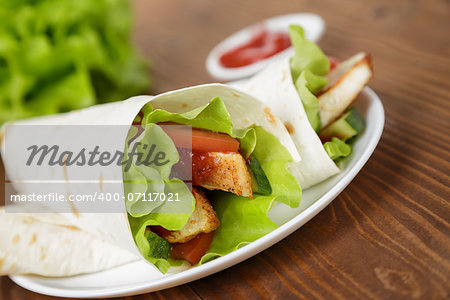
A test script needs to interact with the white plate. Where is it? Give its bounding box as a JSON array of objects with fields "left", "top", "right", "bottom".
[
  {"left": 206, "top": 13, "right": 325, "bottom": 81},
  {"left": 10, "top": 87, "right": 384, "bottom": 298}
]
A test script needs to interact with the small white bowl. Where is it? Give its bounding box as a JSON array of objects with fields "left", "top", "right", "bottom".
[{"left": 206, "top": 13, "right": 326, "bottom": 81}]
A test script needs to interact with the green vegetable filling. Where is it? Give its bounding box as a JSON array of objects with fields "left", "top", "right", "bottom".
[
  {"left": 145, "top": 230, "right": 172, "bottom": 260},
  {"left": 247, "top": 156, "right": 272, "bottom": 195},
  {"left": 288, "top": 24, "right": 366, "bottom": 161},
  {"left": 289, "top": 24, "right": 329, "bottom": 132},
  {"left": 0, "top": 0, "right": 150, "bottom": 124}
]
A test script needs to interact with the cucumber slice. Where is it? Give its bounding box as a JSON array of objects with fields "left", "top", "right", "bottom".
[
  {"left": 319, "top": 108, "right": 365, "bottom": 142},
  {"left": 247, "top": 156, "right": 272, "bottom": 195},
  {"left": 145, "top": 229, "right": 172, "bottom": 259}
]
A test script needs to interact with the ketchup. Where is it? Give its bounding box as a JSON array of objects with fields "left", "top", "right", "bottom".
[{"left": 219, "top": 28, "right": 291, "bottom": 68}]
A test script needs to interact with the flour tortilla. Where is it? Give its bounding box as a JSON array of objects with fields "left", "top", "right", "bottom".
[
  {"left": 0, "top": 207, "right": 139, "bottom": 276},
  {"left": 0, "top": 83, "right": 300, "bottom": 276},
  {"left": 241, "top": 57, "right": 340, "bottom": 189}
]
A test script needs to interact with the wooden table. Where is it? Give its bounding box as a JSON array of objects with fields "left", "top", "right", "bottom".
[{"left": 1, "top": 0, "right": 449, "bottom": 299}]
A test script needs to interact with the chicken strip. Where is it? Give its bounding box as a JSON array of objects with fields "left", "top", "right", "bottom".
[
  {"left": 164, "top": 187, "right": 219, "bottom": 244},
  {"left": 318, "top": 52, "right": 373, "bottom": 129},
  {"left": 192, "top": 152, "right": 253, "bottom": 198}
]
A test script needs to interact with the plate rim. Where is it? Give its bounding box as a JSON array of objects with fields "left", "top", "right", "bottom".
[{"left": 10, "top": 86, "right": 384, "bottom": 298}]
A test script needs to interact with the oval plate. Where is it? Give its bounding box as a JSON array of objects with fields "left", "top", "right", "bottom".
[{"left": 10, "top": 87, "right": 384, "bottom": 298}]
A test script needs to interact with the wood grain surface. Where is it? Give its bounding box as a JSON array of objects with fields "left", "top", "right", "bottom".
[{"left": 1, "top": 0, "right": 449, "bottom": 299}]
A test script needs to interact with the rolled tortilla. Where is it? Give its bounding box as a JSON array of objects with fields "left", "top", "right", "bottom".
[
  {"left": 0, "top": 207, "right": 139, "bottom": 276},
  {"left": 241, "top": 57, "right": 340, "bottom": 189},
  {"left": 0, "top": 83, "right": 300, "bottom": 276}
]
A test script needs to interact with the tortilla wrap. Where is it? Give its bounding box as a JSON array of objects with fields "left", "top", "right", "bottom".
[
  {"left": 0, "top": 83, "right": 300, "bottom": 276},
  {"left": 241, "top": 56, "right": 340, "bottom": 189},
  {"left": 0, "top": 207, "right": 139, "bottom": 276}
]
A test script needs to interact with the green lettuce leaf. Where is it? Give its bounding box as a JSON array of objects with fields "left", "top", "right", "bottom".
[
  {"left": 0, "top": 0, "right": 150, "bottom": 124},
  {"left": 200, "top": 126, "right": 302, "bottom": 263},
  {"left": 289, "top": 25, "right": 361, "bottom": 160},
  {"left": 125, "top": 97, "right": 257, "bottom": 272},
  {"left": 302, "top": 68, "right": 329, "bottom": 95},
  {"left": 295, "top": 71, "right": 322, "bottom": 131},
  {"left": 289, "top": 25, "right": 330, "bottom": 132},
  {"left": 124, "top": 124, "right": 192, "bottom": 219},
  {"left": 289, "top": 25, "right": 329, "bottom": 83},
  {"left": 323, "top": 137, "right": 352, "bottom": 161}
]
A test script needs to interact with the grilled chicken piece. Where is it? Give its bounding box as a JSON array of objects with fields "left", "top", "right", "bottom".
[
  {"left": 164, "top": 187, "right": 219, "bottom": 244},
  {"left": 193, "top": 152, "right": 253, "bottom": 198},
  {"left": 318, "top": 52, "right": 373, "bottom": 129}
]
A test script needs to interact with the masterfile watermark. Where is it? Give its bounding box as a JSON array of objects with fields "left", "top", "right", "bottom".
[
  {"left": 3, "top": 124, "right": 193, "bottom": 213},
  {"left": 3, "top": 124, "right": 192, "bottom": 181},
  {"left": 26, "top": 142, "right": 171, "bottom": 172}
]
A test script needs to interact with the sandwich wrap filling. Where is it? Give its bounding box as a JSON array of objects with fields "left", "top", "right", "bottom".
[{"left": 0, "top": 84, "right": 301, "bottom": 275}]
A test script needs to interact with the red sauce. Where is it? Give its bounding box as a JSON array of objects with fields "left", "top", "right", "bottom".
[{"left": 219, "top": 28, "right": 291, "bottom": 68}]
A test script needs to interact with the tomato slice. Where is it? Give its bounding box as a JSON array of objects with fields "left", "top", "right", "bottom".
[
  {"left": 170, "top": 232, "right": 215, "bottom": 265},
  {"left": 161, "top": 125, "right": 239, "bottom": 153},
  {"left": 149, "top": 225, "right": 173, "bottom": 238}
]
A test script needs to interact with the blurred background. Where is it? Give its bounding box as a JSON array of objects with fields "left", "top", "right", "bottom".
[
  {"left": 0, "top": 0, "right": 151, "bottom": 124},
  {"left": 1, "top": 0, "right": 447, "bottom": 124}
]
